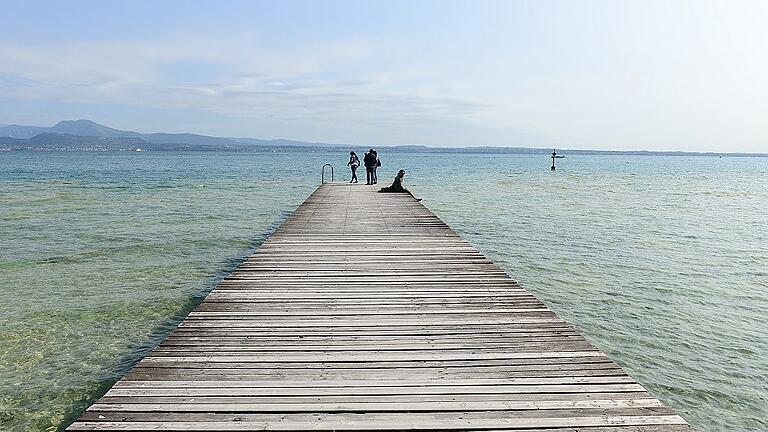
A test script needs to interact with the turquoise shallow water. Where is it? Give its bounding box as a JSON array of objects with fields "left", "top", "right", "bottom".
[{"left": 1, "top": 151, "right": 766, "bottom": 431}]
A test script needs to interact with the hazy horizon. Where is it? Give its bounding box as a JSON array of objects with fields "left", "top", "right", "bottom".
[
  {"left": 2, "top": 0, "right": 768, "bottom": 152},
  {"left": 2, "top": 118, "right": 768, "bottom": 155}
]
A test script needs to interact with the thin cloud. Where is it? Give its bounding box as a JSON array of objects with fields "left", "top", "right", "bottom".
[{"left": 0, "top": 34, "right": 494, "bottom": 134}]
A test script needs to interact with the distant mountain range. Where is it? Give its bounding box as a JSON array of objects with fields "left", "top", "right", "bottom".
[
  {"left": 0, "top": 119, "right": 329, "bottom": 151},
  {"left": 0, "top": 119, "right": 765, "bottom": 156}
]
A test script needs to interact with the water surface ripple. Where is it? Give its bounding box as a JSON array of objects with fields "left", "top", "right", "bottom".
[{"left": 0, "top": 151, "right": 766, "bottom": 431}]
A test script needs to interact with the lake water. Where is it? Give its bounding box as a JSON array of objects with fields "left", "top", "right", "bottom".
[{"left": 0, "top": 151, "right": 766, "bottom": 431}]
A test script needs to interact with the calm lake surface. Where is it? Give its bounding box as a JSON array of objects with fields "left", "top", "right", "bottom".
[{"left": 1, "top": 151, "right": 766, "bottom": 431}]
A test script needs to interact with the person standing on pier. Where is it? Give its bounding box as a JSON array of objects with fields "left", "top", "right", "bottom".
[
  {"left": 347, "top": 151, "right": 360, "bottom": 183},
  {"left": 364, "top": 149, "right": 376, "bottom": 185},
  {"left": 372, "top": 150, "right": 380, "bottom": 184}
]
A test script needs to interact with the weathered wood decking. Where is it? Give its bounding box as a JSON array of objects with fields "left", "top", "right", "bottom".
[{"left": 68, "top": 183, "right": 693, "bottom": 431}]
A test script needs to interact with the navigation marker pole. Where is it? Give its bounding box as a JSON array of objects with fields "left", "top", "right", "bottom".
[{"left": 551, "top": 149, "right": 557, "bottom": 171}]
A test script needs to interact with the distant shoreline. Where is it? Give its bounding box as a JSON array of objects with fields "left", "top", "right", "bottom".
[
  {"left": 1, "top": 119, "right": 766, "bottom": 157},
  {"left": 2, "top": 145, "right": 766, "bottom": 157}
]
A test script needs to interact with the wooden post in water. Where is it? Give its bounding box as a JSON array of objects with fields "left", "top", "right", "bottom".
[{"left": 66, "top": 183, "right": 695, "bottom": 431}]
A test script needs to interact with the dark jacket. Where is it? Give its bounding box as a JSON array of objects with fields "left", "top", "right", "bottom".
[{"left": 363, "top": 152, "right": 375, "bottom": 167}]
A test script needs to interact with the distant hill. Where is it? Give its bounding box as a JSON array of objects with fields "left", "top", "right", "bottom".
[
  {"left": 0, "top": 124, "right": 49, "bottom": 139},
  {"left": 0, "top": 119, "right": 262, "bottom": 148},
  {"left": 0, "top": 119, "right": 136, "bottom": 139},
  {"left": 0, "top": 133, "right": 145, "bottom": 151},
  {"left": 0, "top": 132, "right": 307, "bottom": 152},
  {"left": 1, "top": 119, "right": 766, "bottom": 156},
  {"left": 0, "top": 119, "right": 335, "bottom": 150},
  {"left": 48, "top": 119, "right": 142, "bottom": 138},
  {"left": 231, "top": 137, "right": 345, "bottom": 148},
  {"left": 143, "top": 132, "right": 240, "bottom": 147}
]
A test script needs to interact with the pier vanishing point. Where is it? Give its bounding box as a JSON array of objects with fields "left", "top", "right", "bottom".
[{"left": 68, "top": 183, "right": 694, "bottom": 431}]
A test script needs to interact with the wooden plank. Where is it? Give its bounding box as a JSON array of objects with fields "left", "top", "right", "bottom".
[
  {"left": 68, "top": 415, "right": 689, "bottom": 430},
  {"left": 65, "top": 183, "right": 693, "bottom": 431},
  {"left": 86, "top": 399, "right": 668, "bottom": 412}
]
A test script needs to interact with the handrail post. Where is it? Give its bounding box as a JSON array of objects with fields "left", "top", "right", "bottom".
[{"left": 321, "top": 164, "right": 334, "bottom": 184}]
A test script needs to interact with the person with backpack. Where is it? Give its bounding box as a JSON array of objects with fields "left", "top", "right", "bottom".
[
  {"left": 363, "top": 148, "right": 375, "bottom": 185},
  {"left": 371, "top": 150, "right": 380, "bottom": 184}
]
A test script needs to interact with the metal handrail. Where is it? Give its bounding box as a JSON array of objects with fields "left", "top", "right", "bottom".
[{"left": 321, "top": 164, "right": 334, "bottom": 183}]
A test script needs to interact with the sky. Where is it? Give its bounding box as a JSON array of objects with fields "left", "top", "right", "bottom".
[{"left": 1, "top": 0, "right": 768, "bottom": 151}]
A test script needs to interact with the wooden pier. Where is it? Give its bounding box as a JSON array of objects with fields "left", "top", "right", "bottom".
[{"left": 68, "top": 183, "right": 693, "bottom": 431}]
